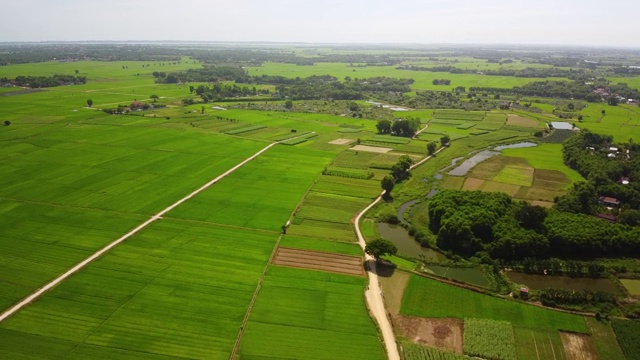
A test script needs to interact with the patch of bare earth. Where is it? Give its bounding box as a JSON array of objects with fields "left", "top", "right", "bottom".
[
  {"left": 350, "top": 145, "right": 393, "bottom": 153},
  {"left": 393, "top": 317, "right": 464, "bottom": 354},
  {"left": 463, "top": 178, "right": 485, "bottom": 190},
  {"left": 560, "top": 332, "right": 599, "bottom": 360},
  {"left": 329, "top": 138, "right": 355, "bottom": 145},
  {"left": 272, "top": 247, "right": 364, "bottom": 277},
  {"left": 379, "top": 271, "right": 410, "bottom": 315},
  {"left": 506, "top": 114, "right": 540, "bottom": 128}
]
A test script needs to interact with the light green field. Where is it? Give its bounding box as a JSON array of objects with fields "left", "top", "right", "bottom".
[
  {"left": 247, "top": 62, "right": 569, "bottom": 92},
  {"left": 0, "top": 220, "right": 278, "bottom": 359},
  {"left": 500, "top": 143, "right": 585, "bottom": 184},
  {"left": 620, "top": 279, "right": 640, "bottom": 295},
  {"left": 239, "top": 266, "right": 385, "bottom": 360},
  {"left": 401, "top": 275, "right": 589, "bottom": 333}
]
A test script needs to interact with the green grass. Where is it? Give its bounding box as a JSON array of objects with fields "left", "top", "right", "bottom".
[
  {"left": 279, "top": 235, "right": 362, "bottom": 256},
  {"left": 513, "top": 327, "right": 567, "bottom": 360},
  {"left": 620, "top": 279, "right": 640, "bottom": 295},
  {"left": 401, "top": 275, "right": 588, "bottom": 333},
  {"left": 167, "top": 145, "right": 331, "bottom": 231},
  {"left": 239, "top": 266, "right": 385, "bottom": 360},
  {"left": 403, "top": 342, "right": 472, "bottom": 360},
  {"left": 492, "top": 165, "right": 534, "bottom": 187},
  {"left": 586, "top": 318, "right": 626, "bottom": 360},
  {"left": 463, "top": 318, "right": 516, "bottom": 360},
  {"left": 612, "top": 319, "right": 640, "bottom": 360},
  {"left": 500, "top": 143, "right": 585, "bottom": 184},
  {"left": 0, "top": 220, "right": 278, "bottom": 359},
  {"left": 224, "top": 125, "right": 267, "bottom": 135}
]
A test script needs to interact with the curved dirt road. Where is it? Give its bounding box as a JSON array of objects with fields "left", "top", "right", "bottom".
[
  {"left": 354, "top": 192, "right": 401, "bottom": 360},
  {"left": 354, "top": 146, "right": 447, "bottom": 360}
]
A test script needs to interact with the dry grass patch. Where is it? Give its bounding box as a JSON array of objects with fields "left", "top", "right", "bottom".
[
  {"left": 350, "top": 145, "right": 392, "bottom": 153},
  {"left": 394, "top": 317, "right": 464, "bottom": 354},
  {"left": 507, "top": 115, "right": 540, "bottom": 128},
  {"left": 560, "top": 332, "right": 599, "bottom": 360},
  {"left": 463, "top": 178, "right": 485, "bottom": 190},
  {"left": 329, "top": 138, "right": 355, "bottom": 145},
  {"left": 380, "top": 271, "right": 410, "bottom": 315}
]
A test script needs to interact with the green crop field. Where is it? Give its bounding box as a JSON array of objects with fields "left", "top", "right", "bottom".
[
  {"left": 586, "top": 318, "right": 626, "bottom": 360},
  {"left": 464, "top": 318, "right": 516, "bottom": 360},
  {"left": 403, "top": 342, "right": 472, "bottom": 360},
  {"left": 500, "top": 143, "right": 585, "bottom": 184},
  {"left": 239, "top": 266, "right": 385, "bottom": 360},
  {"left": 401, "top": 275, "right": 589, "bottom": 333},
  {"left": 620, "top": 279, "right": 640, "bottom": 295},
  {"left": 612, "top": 319, "right": 640, "bottom": 360},
  {"left": 0, "top": 220, "right": 278, "bottom": 359},
  {"left": 513, "top": 327, "right": 567, "bottom": 360}
]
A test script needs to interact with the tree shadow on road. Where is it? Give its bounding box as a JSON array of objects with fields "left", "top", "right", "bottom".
[{"left": 364, "top": 259, "right": 396, "bottom": 278}]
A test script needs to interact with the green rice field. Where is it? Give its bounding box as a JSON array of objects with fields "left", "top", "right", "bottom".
[{"left": 401, "top": 275, "right": 589, "bottom": 333}]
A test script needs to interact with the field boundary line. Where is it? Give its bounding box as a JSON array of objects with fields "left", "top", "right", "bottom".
[
  {"left": 228, "top": 234, "right": 283, "bottom": 360},
  {"left": 228, "top": 157, "right": 324, "bottom": 359},
  {"left": 0, "top": 142, "right": 278, "bottom": 323}
]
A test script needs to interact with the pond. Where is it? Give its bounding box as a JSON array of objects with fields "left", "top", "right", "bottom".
[
  {"left": 377, "top": 223, "right": 447, "bottom": 262},
  {"left": 447, "top": 142, "right": 538, "bottom": 176},
  {"left": 423, "top": 265, "right": 490, "bottom": 288},
  {"left": 447, "top": 150, "right": 500, "bottom": 176},
  {"left": 506, "top": 272, "right": 619, "bottom": 294}
]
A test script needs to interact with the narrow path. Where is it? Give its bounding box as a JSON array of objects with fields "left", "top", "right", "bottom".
[
  {"left": 354, "top": 194, "right": 400, "bottom": 360},
  {"left": 354, "top": 146, "right": 447, "bottom": 360},
  {"left": 0, "top": 142, "right": 278, "bottom": 323},
  {"left": 412, "top": 124, "right": 429, "bottom": 139}
]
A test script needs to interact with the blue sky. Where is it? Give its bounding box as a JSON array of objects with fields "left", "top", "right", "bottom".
[{"left": 2, "top": 0, "right": 639, "bottom": 47}]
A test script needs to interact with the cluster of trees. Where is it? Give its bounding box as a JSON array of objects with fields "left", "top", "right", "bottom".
[
  {"left": 268, "top": 76, "right": 413, "bottom": 101},
  {"left": 191, "top": 84, "right": 269, "bottom": 102},
  {"left": 158, "top": 65, "right": 249, "bottom": 83},
  {"left": 398, "top": 65, "right": 589, "bottom": 80},
  {"left": 512, "top": 81, "right": 600, "bottom": 102},
  {"left": 517, "top": 258, "right": 605, "bottom": 277},
  {"left": 381, "top": 155, "right": 414, "bottom": 195},
  {"left": 560, "top": 131, "right": 640, "bottom": 211},
  {"left": 432, "top": 79, "right": 451, "bottom": 85},
  {"left": 539, "top": 288, "right": 616, "bottom": 308},
  {"left": 4, "top": 74, "right": 87, "bottom": 88},
  {"left": 375, "top": 118, "right": 421, "bottom": 137},
  {"left": 405, "top": 91, "right": 496, "bottom": 110},
  {"left": 428, "top": 190, "right": 640, "bottom": 261}
]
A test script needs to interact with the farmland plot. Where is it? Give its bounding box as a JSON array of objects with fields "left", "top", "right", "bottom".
[
  {"left": 239, "top": 266, "right": 385, "bottom": 360},
  {"left": 0, "top": 221, "right": 278, "bottom": 359}
]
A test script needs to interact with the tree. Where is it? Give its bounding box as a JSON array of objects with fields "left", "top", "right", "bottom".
[
  {"left": 189, "top": 85, "right": 195, "bottom": 93},
  {"left": 4, "top": 120, "right": 10, "bottom": 126},
  {"left": 201, "top": 105, "right": 205, "bottom": 114},
  {"left": 601, "top": 109, "right": 606, "bottom": 116},
  {"left": 150, "top": 94, "right": 159, "bottom": 102},
  {"left": 607, "top": 96, "right": 619, "bottom": 106},
  {"left": 75, "top": 69, "right": 79, "bottom": 74},
  {"left": 86, "top": 99, "right": 93, "bottom": 107},
  {"left": 285, "top": 100, "right": 293, "bottom": 109},
  {"left": 381, "top": 175, "right": 395, "bottom": 194},
  {"left": 376, "top": 119, "right": 392, "bottom": 134},
  {"left": 427, "top": 142, "right": 437, "bottom": 155},
  {"left": 365, "top": 238, "right": 397, "bottom": 260},
  {"left": 440, "top": 135, "right": 450, "bottom": 147}
]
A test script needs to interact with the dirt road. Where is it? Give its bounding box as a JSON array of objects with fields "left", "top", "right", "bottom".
[{"left": 354, "top": 193, "right": 401, "bottom": 360}]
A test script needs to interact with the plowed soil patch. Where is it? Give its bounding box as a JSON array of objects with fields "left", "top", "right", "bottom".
[
  {"left": 560, "top": 332, "right": 599, "bottom": 360},
  {"left": 273, "top": 247, "right": 364, "bottom": 277},
  {"left": 393, "top": 316, "right": 464, "bottom": 354}
]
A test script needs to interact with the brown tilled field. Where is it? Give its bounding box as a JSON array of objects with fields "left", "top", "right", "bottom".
[
  {"left": 560, "top": 332, "right": 599, "bottom": 360},
  {"left": 506, "top": 114, "right": 540, "bottom": 128},
  {"left": 272, "top": 247, "right": 364, "bottom": 277},
  {"left": 394, "top": 317, "right": 464, "bottom": 354}
]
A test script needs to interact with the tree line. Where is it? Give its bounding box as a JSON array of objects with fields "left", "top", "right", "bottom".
[
  {"left": 427, "top": 190, "right": 640, "bottom": 261},
  {"left": 2, "top": 74, "right": 87, "bottom": 88}
]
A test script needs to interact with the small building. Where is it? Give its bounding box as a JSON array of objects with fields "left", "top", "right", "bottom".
[
  {"left": 609, "top": 147, "right": 619, "bottom": 152},
  {"left": 599, "top": 196, "right": 621, "bottom": 208},
  {"left": 520, "top": 288, "right": 529, "bottom": 300},
  {"left": 619, "top": 177, "right": 630, "bottom": 185}
]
